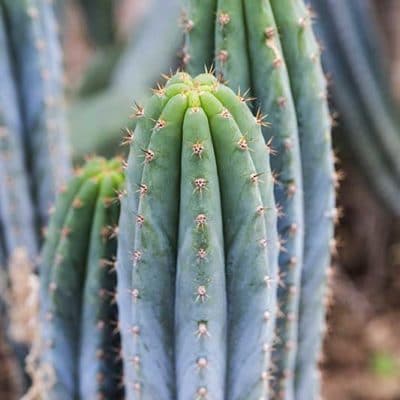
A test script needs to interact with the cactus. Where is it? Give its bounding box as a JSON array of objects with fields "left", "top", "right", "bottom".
[
  {"left": 181, "top": 1, "right": 335, "bottom": 398},
  {"left": 36, "top": 157, "right": 124, "bottom": 399},
  {"left": 268, "top": 2, "right": 335, "bottom": 398},
  {"left": 2, "top": 0, "right": 71, "bottom": 230},
  {"left": 0, "top": 2, "right": 71, "bottom": 387},
  {"left": 215, "top": 0, "right": 251, "bottom": 91},
  {"left": 117, "top": 72, "right": 278, "bottom": 399},
  {"left": 308, "top": 0, "right": 400, "bottom": 215},
  {"left": 0, "top": 5, "right": 38, "bottom": 260},
  {"left": 181, "top": 0, "right": 217, "bottom": 76}
]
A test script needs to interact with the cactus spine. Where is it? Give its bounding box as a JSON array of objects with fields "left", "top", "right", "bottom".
[
  {"left": 117, "top": 72, "right": 278, "bottom": 399},
  {"left": 38, "top": 158, "right": 124, "bottom": 399}
]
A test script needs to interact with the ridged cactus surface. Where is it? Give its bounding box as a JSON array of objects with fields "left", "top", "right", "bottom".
[
  {"left": 308, "top": 0, "right": 400, "bottom": 215},
  {"left": 269, "top": 2, "right": 336, "bottom": 398},
  {"left": 181, "top": 1, "right": 335, "bottom": 398},
  {"left": 0, "top": 5, "right": 37, "bottom": 259},
  {"left": 38, "top": 158, "right": 124, "bottom": 400},
  {"left": 2, "top": 0, "right": 71, "bottom": 230},
  {"left": 117, "top": 72, "right": 278, "bottom": 400}
]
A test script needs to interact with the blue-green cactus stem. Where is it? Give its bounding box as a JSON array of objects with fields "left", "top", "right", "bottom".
[
  {"left": 322, "top": 0, "right": 400, "bottom": 178},
  {"left": 129, "top": 93, "right": 187, "bottom": 399},
  {"left": 116, "top": 93, "right": 170, "bottom": 399},
  {"left": 118, "top": 73, "right": 279, "bottom": 399},
  {"left": 0, "top": 6, "right": 37, "bottom": 259},
  {"left": 175, "top": 106, "right": 227, "bottom": 400},
  {"left": 270, "top": 1, "right": 336, "bottom": 398},
  {"left": 181, "top": 0, "right": 217, "bottom": 75},
  {"left": 242, "top": 2, "right": 304, "bottom": 398},
  {"left": 215, "top": 0, "right": 251, "bottom": 92},
  {"left": 348, "top": 0, "right": 390, "bottom": 97},
  {"left": 2, "top": 0, "right": 71, "bottom": 228},
  {"left": 201, "top": 85, "right": 277, "bottom": 399},
  {"left": 43, "top": 179, "right": 100, "bottom": 399},
  {"left": 79, "top": 171, "right": 124, "bottom": 399},
  {"left": 308, "top": 0, "right": 400, "bottom": 215},
  {"left": 215, "top": 74, "right": 303, "bottom": 398},
  {"left": 40, "top": 158, "right": 123, "bottom": 399},
  {"left": 40, "top": 159, "right": 107, "bottom": 317}
]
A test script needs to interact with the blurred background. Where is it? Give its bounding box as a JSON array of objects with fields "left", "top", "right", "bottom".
[{"left": 1, "top": 0, "right": 400, "bottom": 399}]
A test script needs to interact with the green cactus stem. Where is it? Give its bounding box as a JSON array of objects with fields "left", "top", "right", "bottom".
[
  {"left": 308, "top": 0, "right": 400, "bottom": 215},
  {"left": 118, "top": 72, "right": 278, "bottom": 399},
  {"left": 215, "top": 0, "right": 251, "bottom": 91},
  {"left": 2, "top": 0, "right": 71, "bottom": 229},
  {"left": 0, "top": 5, "right": 37, "bottom": 259},
  {"left": 269, "top": 1, "right": 336, "bottom": 398},
  {"left": 181, "top": 0, "right": 217, "bottom": 76},
  {"left": 38, "top": 158, "right": 124, "bottom": 399}
]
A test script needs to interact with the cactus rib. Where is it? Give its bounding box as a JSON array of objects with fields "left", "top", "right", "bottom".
[
  {"left": 269, "top": 1, "right": 336, "bottom": 398},
  {"left": 2, "top": 0, "right": 71, "bottom": 228},
  {"left": 215, "top": 0, "right": 251, "bottom": 92},
  {"left": 0, "top": 5, "right": 37, "bottom": 259},
  {"left": 182, "top": 0, "right": 217, "bottom": 76}
]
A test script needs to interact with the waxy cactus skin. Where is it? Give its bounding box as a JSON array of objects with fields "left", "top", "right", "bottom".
[
  {"left": 0, "top": 5, "right": 37, "bottom": 260},
  {"left": 38, "top": 158, "right": 124, "bottom": 399},
  {"left": 181, "top": 1, "right": 335, "bottom": 398},
  {"left": 117, "top": 72, "right": 278, "bottom": 400},
  {"left": 2, "top": 0, "right": 71, "bottom": 229}
]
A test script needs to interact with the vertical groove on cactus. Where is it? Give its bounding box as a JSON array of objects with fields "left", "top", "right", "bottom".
[
  {"left": 322, "top": 0, "right": 400, "bottom": 178},
  {"left": 308, "top": 0, "right": 400, "bottom": 215},
  {"left": 116, "top": 93, "right": 170, "bottom": 399},
  {"left": 242, "top": 2, "right": 305, "bottom": 398},
  {"left": 269, "top": 1, "right": 336, "bottom": 398},
  {"left": 118, "top": 72, "right": 279, "bottom": 400},
  {"left": 2, "top": 0, "right": 71, "bottom": 229},
  {"left": 181, "top": 0, "right": 217, "bottom": 76},
  {"left": 79, "top": 172, "right": 124, "bottom": 399},
  {"left": 215, "top": 0, "right": 251, "bottom": 92},
  {"left": 181, "top": 2, "right": 308, "bottom": 397},
  {"left": 38, "top": 158, "right": 124, "bottom": 399},
  {"left": 175, "top": 105, "right": 227, "bottom": 399},
  {"left": 0, "top": 5, "right": 37, "bottom": 259}
]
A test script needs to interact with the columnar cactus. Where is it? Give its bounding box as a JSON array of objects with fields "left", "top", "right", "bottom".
[
  {"left": 269, "top": 2, "right": 336, "bottom": 398},
  {"left": 37, "top": 158, "right": 124, "bottom": 399},
  {"left": 0, "top": 1, "right": 71, "bottom": 391},
  {"left": 117, "top": 72, "right": 278, "bottom": 399},
  {"left": 0, "top": 5, "right": 37, "bottom": 259},
  {"left": 308, "top": 0, "right": 400, "bottom": 215},
  {"left": 2, "top": 0, "right": 71, "bottom": 229},
  {"left": 181, "top": 1, "right": 335, "bottom": 398}
]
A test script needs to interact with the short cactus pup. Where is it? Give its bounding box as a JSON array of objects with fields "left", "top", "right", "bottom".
[
  {"left": 117, "top": 72, "right": 279, "bottom": 399},
  {"left": 35, "top": 157, "right": 124, "bottom": 400}
]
